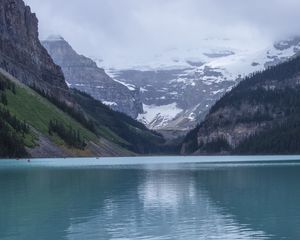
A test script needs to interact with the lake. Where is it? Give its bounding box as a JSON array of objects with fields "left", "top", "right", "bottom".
[{"left": 1, "top": 156, "right": 300, "bottom": 240}]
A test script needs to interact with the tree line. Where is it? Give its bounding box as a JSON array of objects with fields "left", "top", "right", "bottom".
[
  {"left": 0, "top": 75, "right": 16, "bottom": 93},
  {"left": 235, "top": 117, "right": 300, "bottom": 154},
  {"left": 211, "top": 56, "right": 300, "bottom": 114},
  {"left": 182, "top": 55, "right": 300, "bottom": 154},
  {"left": 0, "top": 107, "right": 29, "bottom": 158},
  {"left": 72, "top": 89, "right": 170, "bottom": 154},
  {"left": 0, "top": 120, "right": 28, "bottom": 157},
  {"left": 0, "top": 106, "right": 29, "bottom": 135},
  {"left": 31, "top": 84, "right": 95, "bottom": 132},
  {"left": 0, "top": 75, "right": 29, "bottom": 157},
  {"left": 48, "top": 119, "right": 87, "bottom": 150}
]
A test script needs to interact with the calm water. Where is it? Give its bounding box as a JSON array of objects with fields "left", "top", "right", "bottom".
[{"left": 1, "top": 156, "right": 300, "bottom": 240}]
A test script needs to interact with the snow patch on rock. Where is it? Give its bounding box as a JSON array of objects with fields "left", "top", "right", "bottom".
[
  {"left": 103, "top": 101, "right": 118, "bottom": 107},
  {"left": 138, "top": 103, "right": 183, "bottom": 129}
]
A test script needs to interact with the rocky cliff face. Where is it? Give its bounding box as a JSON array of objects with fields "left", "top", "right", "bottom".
[
  {"left": 0, "top": 0, "right": 171, "bottom": 157},
  {"left": 42, "top": 36, "right": 143, "bottom": 118},
  {"left": 112, "top": 68, "right": 234, "bottom": 131},
  {"left": 0, "top": 0, "right": 71, "bottom": 103}
]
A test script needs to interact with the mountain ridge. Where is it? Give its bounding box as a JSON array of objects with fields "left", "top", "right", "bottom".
[
  {"left": 42, "top": 36, "right": 143, "bottom": 119},
  {"left": 105, "top": 37, "right": 300, "bottom": 133}
]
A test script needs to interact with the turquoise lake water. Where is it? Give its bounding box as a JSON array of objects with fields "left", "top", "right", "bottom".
[{"left": 1, "top": 156, "right": 300, "bottom": 239}]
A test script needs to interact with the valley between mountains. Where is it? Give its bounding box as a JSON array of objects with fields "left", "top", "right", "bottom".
[
  {"left": 1, "top": 0, "right": 300, "bottom": 158},
  {"left": 43, "top": 35, "right": 300, "bottom": 135}
]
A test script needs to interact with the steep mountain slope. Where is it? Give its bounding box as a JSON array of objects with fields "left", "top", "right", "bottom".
[
  {"left": 42, "top": 36, "right": 143, "bottom": 119},
  {"left": 0, "top": 69, "right": 132, "bottom": 157},
  {"left": 181, "top": 55, "right": 300, "bottom": 155},
  {"left": 102, "top": 37, "right": 300, "bottom": 132},
  {"left": 0, "top": 67, "right": 171, "bottom": 158},
  {"left": 0, "top": 0, "right": 170, "bottom": 158},
  {"left": 0, "top": 0, "right": 71, "bottom": 104},
  {"left": 71, "top": 90, "right": 175, "bottom": 154},
  {"left": 109, "top": 66, "right": 234, "bottom": 132}
]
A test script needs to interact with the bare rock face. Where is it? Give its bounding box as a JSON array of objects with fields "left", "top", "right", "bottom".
[
  {"left": 196, "top": 104, "right": 270, "bottom": 149},
  {"left": 110, "top": 37, "right": 300, "bottom": 133},
  {"left": 42, "top": 36, "right": 143, "bottom": 118},
  {"left": 0, "top": 0, "right": 70, "bottom": 103}
]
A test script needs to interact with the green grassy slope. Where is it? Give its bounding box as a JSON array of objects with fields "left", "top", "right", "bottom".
[
  {"left": 5, "top": 80, "right": 97, "bottom": 142},
  {"left": 0, "top": 69, "right": 176, "bottom": 158},
  {"left": 0, "top": 70, "right": 126, "bottom": 158}
]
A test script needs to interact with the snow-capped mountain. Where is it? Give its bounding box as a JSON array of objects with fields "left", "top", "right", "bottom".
[
  {"left": 42, "top": 36, "right": 143, "bottom": 118},
  {"left": 96, "top": 37, "right": 300, "bottom": 132}
]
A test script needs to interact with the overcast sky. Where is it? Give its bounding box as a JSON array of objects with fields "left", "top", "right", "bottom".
[{"left": 25, "top": 0, "right": 300, "bottom": 66}]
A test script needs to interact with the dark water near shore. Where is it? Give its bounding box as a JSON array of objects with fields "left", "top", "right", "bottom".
[{"left": 1, "top": 156, "right": 300, "bottom": 239}]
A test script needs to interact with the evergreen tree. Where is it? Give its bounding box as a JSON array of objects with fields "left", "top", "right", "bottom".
[{"left": 48, "top": 119, "right": 87, "bottom": 149}]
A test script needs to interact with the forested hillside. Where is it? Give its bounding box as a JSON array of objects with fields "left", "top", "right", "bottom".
[{"left": 182, "top": 55, "right": 300, "bottom": 155}]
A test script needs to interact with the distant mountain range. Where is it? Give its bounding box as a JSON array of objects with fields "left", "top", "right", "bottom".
[
  {"left": 41, "top": 33, "right": 300, "bottom": 138},
  {"left": 100, "top": 37, "right": 300, "bottom": 133},
  {"left": 1, "top": 0, "right": 300, "bottom": 158}
]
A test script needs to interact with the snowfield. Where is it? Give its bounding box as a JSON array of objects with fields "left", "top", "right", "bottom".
[
  {"left": 138, "top": 103, "right": 183, "bottom": 129},
  {"left": 102, "top": 101, "right": 118, "bottom": 107},
  {"left": 94, "top": 37, "right": 300, "bottom": 131}
]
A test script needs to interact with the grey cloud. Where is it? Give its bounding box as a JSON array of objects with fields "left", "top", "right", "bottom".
[{"left": 24, "top": 0, "right": 300, "bottom": 64}]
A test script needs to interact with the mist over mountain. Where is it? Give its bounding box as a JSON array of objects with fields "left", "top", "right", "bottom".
[
  {"left": 42, "top": 35, "right": 300, "bottom": 136},
  {"left": 102, "top": 37, "right": 299, "bottom": 134},
  {"left": 1, "top": 0, "right": 300, "bottom": 158},
  {"left": 0, "top": 0, "right": 169, "bottom": 158},
  {"left": 25, "top": 0, "right": 300, "bottom": 65},
  {"left": 23, "top": 0, "right": 300, "bottom": 135},
  {"left": 3, "top": 2, "right": 300, "bottom": 239}
]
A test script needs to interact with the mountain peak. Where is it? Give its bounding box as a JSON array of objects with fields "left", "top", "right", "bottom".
[{"left": 44, "top": 35, "right": 65, "bottom": 42}]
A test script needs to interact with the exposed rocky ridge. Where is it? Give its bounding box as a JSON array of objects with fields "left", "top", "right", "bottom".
[
  {"left": 274, "top": 36, "right": 300, "bottom": 51},
  {"left": 112, "top": 68, "right": 235, "bottom": 131},
  {"left": 0, "top": 0, "right": 71, "bottom": 104},
  {"left": 107, "top": 37, "right": 300, "bottom": 132},
  {"left": 181, "top": 56, "right": 300, "bottom": 154},
  {"left": 42, "top": 36, "right": 143, "bottom": 118}
]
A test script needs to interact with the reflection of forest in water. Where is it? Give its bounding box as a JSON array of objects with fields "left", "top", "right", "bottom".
[
  {"left": 0, "top": 164, "right": 299, "bottom": 239},
  {"left": 197, "top": 165, "right": 300, "bottom": 239}
]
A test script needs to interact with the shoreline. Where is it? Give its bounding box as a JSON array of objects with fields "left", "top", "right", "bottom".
[{"left": 1, "top": 155, "right": 300, "bottom": 168}]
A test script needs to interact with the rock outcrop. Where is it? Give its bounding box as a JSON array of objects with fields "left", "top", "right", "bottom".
[
  {"left": 42, "top": 36, "right": 143, "bottom": 118},
  {"left": 0, "top": 0, "right": 71, "bottom": 103}
]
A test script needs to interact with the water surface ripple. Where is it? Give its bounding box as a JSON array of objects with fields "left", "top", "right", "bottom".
[{"left": 0, "top": 156, "right": 300, "bottom": 239}]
